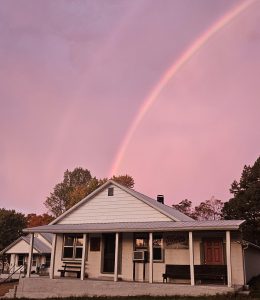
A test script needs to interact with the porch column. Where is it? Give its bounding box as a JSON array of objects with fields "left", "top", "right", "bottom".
[
  {"left": 50, "top": 234, "right": 57, "bottom": 279},
  {"left": 114, "top": 232, "right": 119, "bottom": 282},
  {"left": 81, "top": 233, "right": 87, "bottom": 280},
  {"left": 226, "top": 231, "right": 232, "bottom": 287},
  {"left": 189, "top": 231, "right": 195, "bottom": 286},
  {"left": 26, "top": 233, "right": 34, "bottom": 277},
  {"left": 149, "top": 232, "right": 153, "bottom": 283}
]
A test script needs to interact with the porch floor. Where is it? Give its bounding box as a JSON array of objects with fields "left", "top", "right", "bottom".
[{"left": 10, "top": 277, "right": 235, "bottom": 298}]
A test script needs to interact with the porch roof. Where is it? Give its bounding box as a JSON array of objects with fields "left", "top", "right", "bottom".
[{"left": 23, "top": 220, "right": 245, "bottom": 233}]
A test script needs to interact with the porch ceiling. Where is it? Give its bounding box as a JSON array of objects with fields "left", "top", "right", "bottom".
[{"left": 23, "top": 220, "right": 245, "bottom": 233}]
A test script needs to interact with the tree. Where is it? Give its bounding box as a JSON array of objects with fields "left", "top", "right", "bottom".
[
  {"left": 26, "top": 213, "right": 54, "bottom": 228},
  {"left": 44, "top": 167, "right": 135, "bottom": 217},
  {"left": 193, "top": 196, "right": 224, "bottom": 221},
  {"left": 111, "top": 175, "right": 134, "bottom": 189},
  {"left": 172, "top": 197, "right": 223, "bottom": 220},
  {"left": 222, "top": 156, "right": 260, "bottom": 244},
  {"left": 0, "top": 209, "right": 26, "bottom": 251},
  {"left": 44, "top": 167, "right": 93, "bottom": 217},
  {"left": 172, "top": 199, "right": 193, "bottom": 217}
]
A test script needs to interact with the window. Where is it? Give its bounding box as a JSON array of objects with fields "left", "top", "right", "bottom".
[
  {"left": 45, "top": 254, "right": 51, "bottom": 267},
  {"left": 63, "top": 234, "right": 84, "bottom": 259},
  {"left": 90, "top": 237, "right": 101, "bottom": 251},
  {"left": 134, "top": 233, "right": 163, "bottom": 262},
  {"left": 134, "top": 233, "right": 148, "bottom": 250},
  {"left": 32, "top": 255, "right": 37, "bottom": 266},
  {"left": 18, "top": 255, "right": 24, "bottom": 266},
  {"left": 153, "top": 234, "right": 163, "bottom": 261},
  {"left": 108, "top": 187, "right": 114, "bottom": 196}
]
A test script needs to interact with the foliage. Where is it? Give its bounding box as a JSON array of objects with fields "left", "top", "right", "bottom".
[
  {"left": 44, "top": 167, "right": 135, "bottom": 217},
  {"left": 111, "top": 174, "right": 134, "bottom": 189},
  {"left": 193, "top": 196, "right": 224, "bottom": 221},
  {"left": 0, "top": 208, "right": 26, "bottom": 251},
  {"left": 26, "top": 213, "right": 54, "bottom": 228},
  {"left": 222, "top": 156, "right": 260, "bottom": 244},
  {"left": 172, "top": 196, "right": 224, "bottom": 221},
  {"left": 172, "top": 199, "right": 193, "bottom": 217}
]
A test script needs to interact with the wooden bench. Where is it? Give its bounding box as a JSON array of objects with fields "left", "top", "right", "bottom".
[
  {"left": 194, "top": 265, "right": 227, "bottom": 284},
  {"left": 163, "top": 264, "right": 227, "bottom": 284},
  {"left": 58, "top": 261, "right": 81, "bottom": 278},
  {"left": 163, "top": 265, "right": 190, "bottom": 282}
]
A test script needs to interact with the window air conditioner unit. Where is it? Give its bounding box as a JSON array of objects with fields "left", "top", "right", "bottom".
[{"left": 133, "top": 250, "right": 147, "bottom": 262}]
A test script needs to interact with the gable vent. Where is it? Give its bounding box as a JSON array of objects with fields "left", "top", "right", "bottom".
[
  {"left": 157, "top": 195, "right": 164, "bottom": 204},
  {"left": 108, "top": 187, "right": 114, "bottom": 196}
]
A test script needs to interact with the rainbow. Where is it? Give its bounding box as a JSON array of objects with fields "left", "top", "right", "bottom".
[{"left": 109, "top": 0, "right": 255, "bottom": 176}]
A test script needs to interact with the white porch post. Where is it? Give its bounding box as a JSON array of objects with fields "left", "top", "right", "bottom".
[
  {"left": 50, "top": 234, "right": 57, "bottom": 279},
  {"left": 81, "top": 233, "right": 87, "bottom": 280},
  {"left": 149, "top": 232, "right": 153, "bottom": 283},
  {"left": 189, "top": 231, "right": 195, "bottom": 286},
  {"left": 114, "top": 232, "right": 119, "bottom": 282},
  {"left": 226, "top": 231, "right": 232, "bottom": 287},
  {"left": 27, "top": 233, "right": 34, "bottom": 277}
]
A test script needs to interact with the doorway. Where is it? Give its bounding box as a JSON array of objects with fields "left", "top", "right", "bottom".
[
  {"left": 102, "top": 234, "right": 115, "bottom": 273},
  {"left": 204, "top": 239, "right": 224, "bottom": 265}
]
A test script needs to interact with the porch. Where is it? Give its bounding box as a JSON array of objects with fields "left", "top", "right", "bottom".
[
  {"left": 25, "top": 228, "right": 240, "bottom": 287},
  {"left": 13, "top": 277, "right": 235, "bottom": 298}
]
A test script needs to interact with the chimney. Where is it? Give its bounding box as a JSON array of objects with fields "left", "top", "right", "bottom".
[{"left": 157, "top": 195, "right": 164, "bottom": 204}]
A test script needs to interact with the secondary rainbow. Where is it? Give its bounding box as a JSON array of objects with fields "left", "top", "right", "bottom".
[{"left": 109, "top": 0, "right": 255, "bottom": 176}]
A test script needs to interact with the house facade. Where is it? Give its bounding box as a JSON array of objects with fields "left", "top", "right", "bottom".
[
  {"left": 0, "top": 233, "right": 52, "bottom": 274},
  {"left": 23, "top": 180, "right": 260, "bottom": 288}
]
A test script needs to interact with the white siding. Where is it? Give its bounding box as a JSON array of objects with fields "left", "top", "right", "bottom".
[
  {"left": 58, "top": 185, "right": 171, "bottom": 224},
  {"left": 244, "top": 246, "right": 260, "bottom": 283},
  {"left": 5, "top": 240, "right": 38, "bottom": 254},
  {"left": 230, "top": 241, "right": 244, "bottom": 286}
]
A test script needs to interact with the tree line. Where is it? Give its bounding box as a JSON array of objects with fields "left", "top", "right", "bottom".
[{"left": 0, "top": 156, "right": 259, "bottom": 252}]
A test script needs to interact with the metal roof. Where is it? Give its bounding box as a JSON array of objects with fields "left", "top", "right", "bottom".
[
  {"left": 0, "top": 234, "right": 52, "bottom": 255},
  {"left": 24, "top": 220, "right": 245, "bottom": 234},
  {"left": 51, "top": 180, "right": 194, "bottom": 225},
  {"left": 23, "top": 236, "right": 52, "bottom": 254},
  {"left": 40, "top": 232, "right": 53, "bottom": 244}
]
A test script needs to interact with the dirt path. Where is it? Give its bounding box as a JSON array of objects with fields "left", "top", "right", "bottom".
[{"left": 0, "top": 282, "right": 16, "bottom": 297}]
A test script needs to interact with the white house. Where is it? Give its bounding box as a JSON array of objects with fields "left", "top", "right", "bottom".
[
  {"left": 0, "top": 233, "right": 52, "bottom": 274},
  {"left": 21, "top": 180, "right": 260, "bottom": 296}
]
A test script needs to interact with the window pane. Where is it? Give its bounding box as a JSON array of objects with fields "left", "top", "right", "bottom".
[
  {"left": 76, "top": 236, "right": 83, "bottom": 247},
  {"left": 18, "top": 255, "right": 24, "bottom": 266},
  {"left": 64, "top": 235, "right": 74, "bottom": 246},
  {"left": 153, "top": 248, "right": 162, "bottom": 260},
  {"left": 45, "top": 255, "right": 51, "bottom": 267},
  {"left": 135, "top": 234, "right": 148, "bottom": 249},
  {"left": 75, "top": 247, "right": 83, "bottom": 258},
  {"left": 153, "top": 237, "right": 162, "bottom": 247},
  {"left": 90, "top": 237, "right": 100, "bottom": 251},
  {"left": 63, "top": 247, "right": 74, "bottom": 258}
]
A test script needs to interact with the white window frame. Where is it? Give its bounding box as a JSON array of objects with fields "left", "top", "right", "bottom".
[{"left": 62, "top": 234, "right": 84, "bottom": 260}]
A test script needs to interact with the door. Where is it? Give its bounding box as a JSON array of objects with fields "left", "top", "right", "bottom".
[
  {"left": 204, "top": 239, "right": 224, "bottom": 265},
  {"left": 103, "top": 234, "right": 115, "bottom": 273}
]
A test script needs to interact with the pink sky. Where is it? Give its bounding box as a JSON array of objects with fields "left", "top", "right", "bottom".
[{"left": 0, "top": 0, "right": 259, "bottom": 214}]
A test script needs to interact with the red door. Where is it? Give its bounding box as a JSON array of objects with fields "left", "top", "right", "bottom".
[{"left": 204, "top": 239, "right": 224, "bottom": 265}]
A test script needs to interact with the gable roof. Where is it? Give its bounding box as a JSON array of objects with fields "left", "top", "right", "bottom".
[
  {"left": 0, "top": 234, "right": 52, "bottom": 255},
  {"left": 50, "top": 180, "right": 194, "bottom": 225}
]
